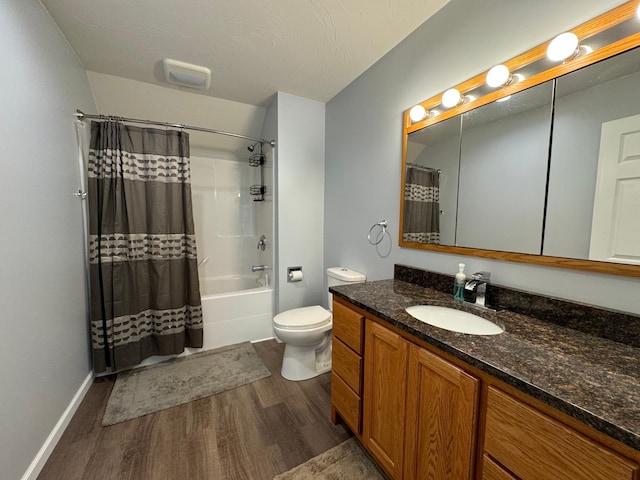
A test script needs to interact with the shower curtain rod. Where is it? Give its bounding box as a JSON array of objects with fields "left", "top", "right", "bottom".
[
  {"left": 74, "top": 110, "right": 275, "bottom": 146},
  {"left": 407, "top": 163, "right": 441, "bottom": 174}
]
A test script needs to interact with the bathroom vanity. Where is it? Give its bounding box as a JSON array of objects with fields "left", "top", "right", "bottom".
[{"left": 330, "top": 266, "right": 640, "bottom": 480}]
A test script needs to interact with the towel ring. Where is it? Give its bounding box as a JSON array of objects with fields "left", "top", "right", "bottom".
[{"left": 368, "top": 220, "right": 388, "bottom": 246}]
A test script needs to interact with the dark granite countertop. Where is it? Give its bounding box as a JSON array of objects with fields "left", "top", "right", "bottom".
[{"left": 330, "top": 278, "right": 640, "bottom": 451}]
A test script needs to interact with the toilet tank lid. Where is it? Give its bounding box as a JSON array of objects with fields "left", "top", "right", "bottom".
[
  {"left": 327, "top": 267, "right": 366, "bottom": 282},
  {"left": 274, "top": 305, "right": 331, "bottom": 328}
]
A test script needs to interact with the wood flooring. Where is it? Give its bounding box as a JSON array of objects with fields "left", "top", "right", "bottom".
[{"left": 37, "top": 340, "right": 352, "bottom": 480}]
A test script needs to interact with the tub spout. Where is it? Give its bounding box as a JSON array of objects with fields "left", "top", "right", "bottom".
[{"left": 251, "top": 265, "right": 270, "bottom": 272}]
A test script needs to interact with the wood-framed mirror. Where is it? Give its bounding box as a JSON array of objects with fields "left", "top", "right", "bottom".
[{"left": 399, "top": 0, "right": 640, "bottom": 278}]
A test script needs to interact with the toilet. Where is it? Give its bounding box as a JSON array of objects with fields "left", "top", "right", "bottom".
[{"left": 273, "top": 267, "right": 366, "bottom": 381}]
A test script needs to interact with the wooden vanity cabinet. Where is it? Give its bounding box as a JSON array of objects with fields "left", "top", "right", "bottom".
[
  {"left": 483, "top": 386, "right": 639, "bottom": 480},
  {"left": 332, "top": 300, "right": 481, "bottom": 480},
  {"left": 362, "top": 319, "right": 409, "bottom": 479},
  {"left": 331, "top": 299, "right": 640, "bottom": 480},
  {"left": 481, "top": 455, "right": 518, "bottom": 480},
  {"left": 362, "top": 317, "right": 479, "bottom": 480},
  {"left": 330, "top": 300, "right": 365, "bottom": 435},
  {"left": 404, "top": 344, "right": 479, "bottom": 480}
]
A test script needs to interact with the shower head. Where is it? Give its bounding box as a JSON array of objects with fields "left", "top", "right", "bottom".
[{"left": 248, "top": 143, "right": 258, "bottom": 152}]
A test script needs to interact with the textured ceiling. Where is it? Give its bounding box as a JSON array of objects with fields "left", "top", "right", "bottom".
[{"left": 42, "top": 0, "right": 450, "bottom": 107}]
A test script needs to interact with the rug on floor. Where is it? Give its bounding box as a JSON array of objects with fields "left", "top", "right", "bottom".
[
  {"left": 102, "top": 341, "right": 272, "bottom": 426},
  {"left": 273, "top": 438, "right": 388, "bottom": 480}
]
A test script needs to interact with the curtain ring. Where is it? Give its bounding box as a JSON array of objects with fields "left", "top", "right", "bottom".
[{"left": 368, "top": 220, "right": 388, "bottom": 245}]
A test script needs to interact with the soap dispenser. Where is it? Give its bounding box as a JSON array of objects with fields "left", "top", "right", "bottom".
[{"left": 454, "top": 263, "right": 466, "bottom": 301}]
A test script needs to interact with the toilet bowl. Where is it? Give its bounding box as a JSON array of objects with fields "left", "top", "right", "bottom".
[
  {"left": 273, "top": 267, "right": 366, "bottom": 381},
  {"left": 273, "top": 306, "right": 333, "bottom": 381}
]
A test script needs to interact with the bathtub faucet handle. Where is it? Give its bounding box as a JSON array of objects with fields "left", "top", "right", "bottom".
[{"left": 257, "top": 235, "right": 266, "bottom": 251}]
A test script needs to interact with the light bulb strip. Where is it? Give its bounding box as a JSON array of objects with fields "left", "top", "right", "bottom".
[
  {"left": 404, "top": 0, "right": 640, "bottom": 133},
  {"left": 408, "top": 31, "right": 640, "bottom": 133}
]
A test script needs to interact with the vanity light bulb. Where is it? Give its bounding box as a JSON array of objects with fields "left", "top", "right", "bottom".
[
  {"left": 547, "top": 32, "right": 580, "bottom": 62},
  {"left": 409, "top": 105, "right": 427, "bottom": 122},
  {"left": 442, "top": 88, "right": 462, "bottom": 108},
  {"left": 486, "top": 64, "right": 511, "bottom": 88}
]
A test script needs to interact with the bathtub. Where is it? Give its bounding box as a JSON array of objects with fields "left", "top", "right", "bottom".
[
  {"left": 200, "top": 275, "right": 265, "bottom": 296},
  {"left": 198, "top": 275, "right": 274, "bottom": 351}
]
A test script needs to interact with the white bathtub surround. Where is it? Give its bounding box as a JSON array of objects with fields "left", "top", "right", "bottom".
[
  {"left": 199, "top": 276, "right": 274, "bottom": 350},
  {"left": 191, "top": 155, "right": 263, "bottom": 280},
  {"left": 190, "top": 151, "right": 275, "bottom": 351}
]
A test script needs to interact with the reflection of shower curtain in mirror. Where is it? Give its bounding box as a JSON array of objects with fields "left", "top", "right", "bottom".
[
  {"left": 403, "top": 165, "right": 440, "bottom": 244},
  {"left": 87, "top": 121, "right": 203, "bottom": 373}
]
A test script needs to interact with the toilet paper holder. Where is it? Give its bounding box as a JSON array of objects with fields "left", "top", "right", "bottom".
[{"left": 287, "top": 266, "right": 303, "bottom": 282}]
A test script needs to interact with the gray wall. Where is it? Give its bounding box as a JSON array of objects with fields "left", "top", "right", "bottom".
[
  {"left": 274, "top": 92, "right": 326, "bottom": 312},
  {"left": 457, "top": 99, "right": 552, "bottom": 254},
  {"left": 325, "top": 0, "right": 640, "bottom": 315},
  {"left": 0, "top": 2, "right": 96, "bottom": 479}
]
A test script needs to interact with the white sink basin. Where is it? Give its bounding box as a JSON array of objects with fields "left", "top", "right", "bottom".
[{"left": 405, "top": 305, "right": 504, "bottom": 335}]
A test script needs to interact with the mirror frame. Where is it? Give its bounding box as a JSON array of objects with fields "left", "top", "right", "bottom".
[{"left": 399, "top": 0, "right": 640, "bottom": 278}]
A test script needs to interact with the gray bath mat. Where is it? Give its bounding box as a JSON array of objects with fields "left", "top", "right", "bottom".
[
  {"left": 102, "top": 342, "right": 271, "bottom": 426},
  {"left": 274, "top": 438, "right": 387, "bottom": 480}
]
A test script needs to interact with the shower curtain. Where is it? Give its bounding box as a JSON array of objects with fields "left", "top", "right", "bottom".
[
  {"left": 403, "top": 165, "right": 441, "bottom": 244},
  {"left": 88, "top": 121, "right": 203, "bottom": 373}
]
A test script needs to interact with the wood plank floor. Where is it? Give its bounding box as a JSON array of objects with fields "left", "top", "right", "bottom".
[{"left": 37, "top": 340, "right": 352, "bottom": 480}]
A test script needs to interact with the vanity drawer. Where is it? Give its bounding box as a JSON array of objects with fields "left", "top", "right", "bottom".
[
  {"left": 331, "top": 372, "right": 361, "bottom": 434},
  {"left": 333, "top": 338, "right": 362, "bottom": 394},
  {"left": 484, "top": 386, "right": 639, "bottom": 480},
  {"left": 481, "top": 455, "right": 517, "bottom": 480},
  {"left": 332, "top": 301, "right": 364, "bottom": 354}
]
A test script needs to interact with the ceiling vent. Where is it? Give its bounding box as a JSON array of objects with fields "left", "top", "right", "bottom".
[{"left": 162, "top": 59, "right": 211, "bottom": 90}]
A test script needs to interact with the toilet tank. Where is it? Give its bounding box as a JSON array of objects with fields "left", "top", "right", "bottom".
[{"left": 327, "top": 267, "right": 366, "bottom": 310}]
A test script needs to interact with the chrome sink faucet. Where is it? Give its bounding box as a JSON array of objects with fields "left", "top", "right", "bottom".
[{"left": 464, "top": 271, "right": 491, "bottom": 307}]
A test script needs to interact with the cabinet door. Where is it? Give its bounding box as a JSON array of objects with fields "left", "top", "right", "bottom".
[
  {"left": 363, "top": 320, "right": 408, "bottom": 479},
  {"left": 403, "top": 345, "right": 479, "bottom": 480}
]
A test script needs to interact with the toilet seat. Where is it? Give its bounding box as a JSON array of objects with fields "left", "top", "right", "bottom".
[{"left": 273, "top": 305, "right": 331, "bottom": 330}]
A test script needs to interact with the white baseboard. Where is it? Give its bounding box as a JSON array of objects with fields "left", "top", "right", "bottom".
[
  {"left": 251, "top": 336, "right": 275, "bottom": 344},
  {"left": 21, "top": 371, "right": 94, "bottom": 480}
]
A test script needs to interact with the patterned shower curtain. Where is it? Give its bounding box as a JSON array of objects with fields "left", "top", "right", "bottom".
[
  {"left": 403, "top": 165, "right": 441, "bottom": 244},
  {"left": 88, "top": 121, "right": 203, "bottom": 373}
]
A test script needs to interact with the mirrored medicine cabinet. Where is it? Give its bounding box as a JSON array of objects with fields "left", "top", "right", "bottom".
[{"left": 400, "top": 1, "right": 640, "bottom": 278}]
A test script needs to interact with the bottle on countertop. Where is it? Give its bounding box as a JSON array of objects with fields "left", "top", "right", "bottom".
[{"left": 454, "top": 263, "right": 466, "bottom": 301}]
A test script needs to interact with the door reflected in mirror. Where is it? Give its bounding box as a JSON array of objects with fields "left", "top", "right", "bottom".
[{"left": 545, "top": 46, "right": 640, "bottom": 264}]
